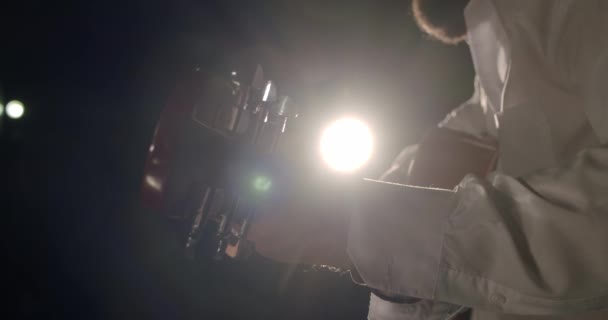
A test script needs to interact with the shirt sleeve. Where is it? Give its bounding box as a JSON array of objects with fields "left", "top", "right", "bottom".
[
  {"left": 348, "top": 145, "right": 608, "bottom": 315},
  {"left": 364, "top": 83, "right": 490, "bottom": 320},
  {"left": 368, "top": 144, "right": 458, "bottom": 320}
]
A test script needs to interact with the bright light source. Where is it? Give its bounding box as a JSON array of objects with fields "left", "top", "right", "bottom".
[
  {"left": 6, "top": 100, "right": 25, "bottom": 119},
  {"left": 320, "top": 118, "right": 373, "bottom": 173}
]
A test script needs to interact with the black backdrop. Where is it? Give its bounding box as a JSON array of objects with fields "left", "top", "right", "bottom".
[{"left": 1, "top": 0, "right": 473, "bottom": 318}]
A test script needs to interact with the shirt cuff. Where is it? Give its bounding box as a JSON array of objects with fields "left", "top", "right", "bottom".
[
  {"left": 347, "top": 179, "right": 458, "bottom": 299},
  {"left": 369, "top": 293, "right": 462, "bottom": 320},
  {"left": 371, "top": 289, "right": 421, "bottom": 304}
]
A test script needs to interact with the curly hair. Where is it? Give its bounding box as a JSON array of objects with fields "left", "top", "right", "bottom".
[{"left": 412, "top": 0, "right": 470, "bottom": 45}]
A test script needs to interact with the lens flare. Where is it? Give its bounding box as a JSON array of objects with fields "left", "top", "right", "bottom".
[
  {"left": 320, "top": 118, "right": 373, "bottom": 172},
  {"left": 253, "top": 175, "right": 272, "bottom": 192}
]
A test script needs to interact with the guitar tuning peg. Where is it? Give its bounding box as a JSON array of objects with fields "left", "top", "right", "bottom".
[
  {"left": 273, "top": 96, "right": 297, "bottom": 117},
  {"left": 251, "top": 64, "right": 265, "bottom": 90},
  {"left": 262, "top": 81, "right": 278, "bottom": 102}
]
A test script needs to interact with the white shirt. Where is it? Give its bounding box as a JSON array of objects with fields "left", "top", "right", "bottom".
[{"left": 347, "top": 0, "right": 608, "bottom": 319}]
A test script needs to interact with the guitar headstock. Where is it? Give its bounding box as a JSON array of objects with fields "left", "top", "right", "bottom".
[{"left": 141, "top": 62, "right": 299, "bottom": 261}]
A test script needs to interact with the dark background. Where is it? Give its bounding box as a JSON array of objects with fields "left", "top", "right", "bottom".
[{"left": 1, "top": 0, "right": 473, "bottom": 319}]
